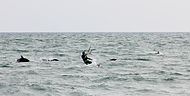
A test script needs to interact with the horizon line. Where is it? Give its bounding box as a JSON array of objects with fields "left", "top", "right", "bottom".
[{"left": 0, "top": 31, "right": 190, "bottom": 33}]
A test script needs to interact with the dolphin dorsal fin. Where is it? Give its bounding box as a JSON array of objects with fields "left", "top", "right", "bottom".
[{"left": 21, "top": 55, "right": 24, "bottom": 58}]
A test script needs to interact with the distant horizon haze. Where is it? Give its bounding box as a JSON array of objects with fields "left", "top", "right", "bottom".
[{"left": 0, "top": 0, "right": 190, "bottom": 32}]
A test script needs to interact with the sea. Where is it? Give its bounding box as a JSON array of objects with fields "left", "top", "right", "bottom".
[{"left": 0, "top": 32, "right": 190, "bottom": 96}]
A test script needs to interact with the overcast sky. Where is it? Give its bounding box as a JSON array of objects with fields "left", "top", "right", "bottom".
[{"left": 0, "top": 0, "right": 189, "bottom": 32}]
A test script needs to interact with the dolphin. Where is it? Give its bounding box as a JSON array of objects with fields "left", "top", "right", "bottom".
[
  {"left": 49, "top": 59, "right": 59, "bottom": 61},
  {"left": 17, "top": 55, "right": 30, "bottom": 62},
  {"left": 110, "top": 58, "right": 117, "bottom": 61},
  {"left": 42, "top": 58, "right": 59, "bottom": 61}
]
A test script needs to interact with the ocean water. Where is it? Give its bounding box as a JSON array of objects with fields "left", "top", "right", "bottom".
[{"left": 0, "top": 32, "right": 190, "bottom": 96}]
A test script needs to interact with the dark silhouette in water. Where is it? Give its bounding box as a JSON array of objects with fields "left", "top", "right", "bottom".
[
  {"left": 153, "top": 49, "right": 160, "bottom": 54},
  {"left": 110, "top": 58, "right": 117, "bottom": 61},
  {"left": 81, "top": 51, "right": 92, "bottom": 65},
  {"left": 42, "top": 58, "right": 59, "bottom": 61},
  {"left": 156, "top": 51, "right": 160, "bottom": 54},
  {"left": 17, "top": 55, "right": 30, "bottom": 62},
  {"left": 135, "top": 58, "right": 151, "bottom": 61},
  {"left": 49, "top": 59, "right": 59, "bottom": 61}
]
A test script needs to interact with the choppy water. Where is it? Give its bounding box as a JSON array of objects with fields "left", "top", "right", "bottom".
[{"left": 0, "top": 32, "right": 190, "bottom": 96}]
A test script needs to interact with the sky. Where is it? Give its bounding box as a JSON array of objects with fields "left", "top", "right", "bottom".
[{"left": 0, "top": 0, "right": 190, "bottom": 32}]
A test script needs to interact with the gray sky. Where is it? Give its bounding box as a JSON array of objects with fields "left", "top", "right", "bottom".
[{"left": 0, "top": 0, "right": 190, "bottom": 32}]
